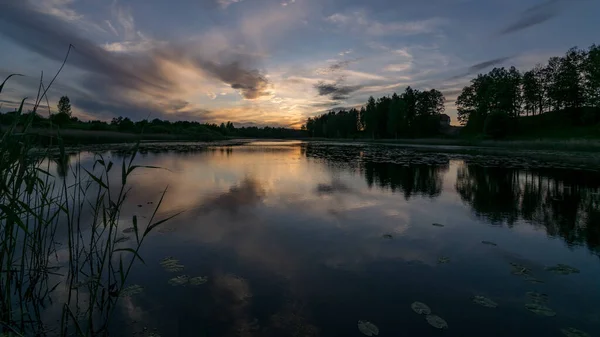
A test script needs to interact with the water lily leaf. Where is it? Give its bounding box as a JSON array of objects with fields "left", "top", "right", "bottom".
[
  {"left": 411, "top": 302, "right": 431, "bottom": 315},
  {"left": 432, "top": 223, "right": 444, "bottom": 227},
  {"left": 357, "top": 320, "right": 379, "bottom": 336},
  {"left": 189, "top": 276, "right": 208, "bottom": 285},
  {"left": 472, "top": 295, "right": 498, "bottom": 308},
  {"left": 561, "top": 327, "right": 590, "bottom": 337},
  {"left": 382, "top": 234, "right": 393, "bottom": 239},
  {"left": 168, "top": 275, "right": 189, "bottom": 286},
  {"left": 160, "top": 257, "right": 185, "bottom": 272},
  {"left": 525, "top": 303, "right": 556, "bottom": 316},
  {"left": 524, "top": 276, "right": 544, "bottom": 284},
  {"left": 122, "top": 227, "right": 135, "bottom": 234},
  {"left": 121, "top": 284, "right": 143, "bottom": 297},
  {"left": 526, "top": 292, "right": 548, "bottom": 304},
  {"left": 481, "top": 240, "right": 497, "bottom": 246},
  {"left": 545, "top": 264, "right": 580, "bottom": 275},
  {"left": 437, "top": 256, "right": 450, "bottom": 264},
  {"left": 425, "top": 315, "right": 448, "bottom": 329}
]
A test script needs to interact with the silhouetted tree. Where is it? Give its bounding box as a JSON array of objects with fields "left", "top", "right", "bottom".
[{"left": 57, "top": 96, "right": 72, "bottom": 117}]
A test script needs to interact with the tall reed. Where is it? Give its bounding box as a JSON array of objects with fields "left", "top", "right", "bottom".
[{"left": 0, "top": 50, "right": 176, "bottom": 336}]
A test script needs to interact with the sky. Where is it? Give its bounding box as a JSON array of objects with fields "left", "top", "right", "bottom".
[{"left": 0, "top": 0, "right": 599, "bottom": 128}]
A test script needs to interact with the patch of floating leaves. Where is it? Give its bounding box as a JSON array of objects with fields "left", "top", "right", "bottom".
[
  {"left": 437, "top": 257, "right": 450, "bottom": 264},
  {"left": 120, "top": 284, "right": 143, "bottom": 297},
  {"left": 545, "top": 264, "right": 580, "bottom": 275},
  {"left": 525, "top": 303, "right": 556, "bottom": 317},
  {"left": 160, "top": 257, "right": 184, "bottom": 272},
  {"left": 526, "top": 292, "right": 548, "bottom": 304},
  {"left": 432, "top": 223, "right": 444, "bottom": 227},
  {"left": 357, "top": 320, "right": 379, "bottom": 336},
  {"left": 168, "top": 275, "right": 189, "bottom": 286},
  {"left": 189, "top": 276, "right": 208, "bottom": 285},
  {"left": 122, "top": 227, "right": 135, "bottom": 234},
  {"left": 411, "top": 302, "right": 431, "bottom": 315},
  {"left": 382, "top": 234, "right": 393, "bottom": 239},
  {"left": 561, "top": 327, "right": 590, "bottom": 337},
  {"left": 425, "top": 315, "right": 448, "bottom": 329},
  {"left": 472, "top": 295, "right": 498, "bottom": 308},
  {"left": 481, "top": 240, "right": 497, "bottom": 246}
]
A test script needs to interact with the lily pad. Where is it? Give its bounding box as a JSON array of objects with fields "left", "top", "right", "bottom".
[
  {"left": 524, "top": 276, "right": 544, "bottom": 284},
  {"left": 160, "top": 257, "right": 185, "bottom": 272},
  {"left": 122, "top": 227, "right": 135, "bottom": 234},
  {"left": 526, "top": 292, "right": 548, "bottom": 304},
  {"left": 168, "top": 275, "right": 189, "bottom": 286},
  {"left": 545, "top": 264, "right": 580, "bottom": 275},
  {"left": 425, "top": 315, "right": 448, "bottom": 329},
  {"left": 189, "top": 276, "right": 208, "bottom": 285},
  {"left": 561, "top": 328, "right": 590, "bottom": 337},
  {"left": 510, "top": 263, "right": 532, "bottom": 276},
  {"left": 481, "top": 240, "right": 497, "bottom": 246},
  {"left": 437, "top": 257, "right": 450, "bottom": 264},
  {"left": 382, "top": 234, "right": 393, "bottom": 239},
  {"left": 525, "top": 303, "right": 556, "bottom": 316},
  {"left": 357, "top": 320, "right": 379, "bottom": 336},
  {"left": 432, "top": 223, "right": 444, "bottom": 227},
  {"left": 120, "top": 284, "right": 143, "bottom": 297},
  {"left": 411, "top": 301, "right": 431, "bottom": 315},
  {"left": 472, "top": 295, "right": 498, "bottom": 308}
]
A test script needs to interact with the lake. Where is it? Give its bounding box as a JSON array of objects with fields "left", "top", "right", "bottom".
[{"left": 52, "top": 140, "right": 600, "bottom": 336}]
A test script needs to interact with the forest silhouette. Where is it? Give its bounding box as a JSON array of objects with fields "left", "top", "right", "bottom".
[{"left": 304, "top": 45, "right": 600, "bottom": 139}]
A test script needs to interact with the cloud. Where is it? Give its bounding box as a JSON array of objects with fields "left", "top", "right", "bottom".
[
  {"left": 448, "top": 56, "right": 513, "bottom": 79},
  {"left": 218, "top": 0, "right": 244, "bottom": 9},
  {"left": 281, "top": 0, "right": 296, "bottom": 6},
  {"left": 314, "top": 81, "right": 362, "bottom": 101},
  {"left": 326, "top": 11, "right": 444, "bottom": 36},
  {"left": 0, "top": 0, "right": 271, "bottom": 120},
  {"left": 499, "top": 0, "right": 571, "bottom": 35}
]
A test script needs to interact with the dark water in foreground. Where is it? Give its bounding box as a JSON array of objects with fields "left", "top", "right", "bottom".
[{"left": 59, "top": 141, "right": 600, "bottom": 336}]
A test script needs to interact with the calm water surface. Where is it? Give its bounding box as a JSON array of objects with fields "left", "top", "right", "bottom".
[{"left": 58, "top": 141, "right": 600, "bottom": 336}]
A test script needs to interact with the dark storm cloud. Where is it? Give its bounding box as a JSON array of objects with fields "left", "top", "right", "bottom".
[
  {"left": 499, "top": 0, "right": 572, "bottom": 35},
  {"left": 0, "top": 0, "right": 269, "bottom": 119},
  {"left": 314, "top": 81, "right": 362, "bottom": 100}
]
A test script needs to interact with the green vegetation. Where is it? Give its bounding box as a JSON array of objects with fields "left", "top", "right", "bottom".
[{"left": 0, "top": 60, "right": 175, "bottom": 335}]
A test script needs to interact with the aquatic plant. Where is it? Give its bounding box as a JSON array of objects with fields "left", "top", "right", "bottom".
[
  {"left": 160, "top": 257, "right": 185, "bottom": 272},
  {"left": 382, "top": 234, "right": 393, "bottom": 239},
  {"left": 545, "top": 264, "right": 580, "bottom": 275},
  {"left": 432, "top": 223, "right": 444, "bottom": 227},
  {"left": 0, "top": 60, "right": 177, "bottom": 336},
  {"left": 189, "top": 276, "right": 208, "bottom": 285},
  {"left": 437, "top": 257, "right": 450, "bottom": 264},
  {"left": 526, "top": 292, "right": 548, "bottom": 304},
  {"left": 561, "top": 327, "right": 590, "bottom": 337},
  {"left": 411, "top": 302, "right": 431, "bottom": 315},
  {"left": 168, "top": 275, "right": 190, "bottom": 286},
  {"left": 120, "top": 285, "right": 144, "bottom": 297},
  {"left": 525, "top": 303, "right": 556, "bottom": 316},
  {"left": 425, "top": 315, "right": 448, "bottom": 329},
  {"left": 472, "top": 295, "right": 498, "bottom": 308},
  {"left": 357, "top": 320, "right": 379, "bottom": 336},
  {"left": 481, "top": 240, "right": 498, "bottom": 246}
]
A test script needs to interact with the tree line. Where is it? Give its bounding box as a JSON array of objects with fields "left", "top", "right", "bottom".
[
  {"left": 304, "top": 87, "right": 446, "bottom": 139},
  {"left": 457, "top": 45, "right": 600, "bottom": 137},
  {"left": 0, "top": 96, "right": 303, "bottom": 140},
  {"left": 305, "top": 44, "right": 600, "bottom": 140}
]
